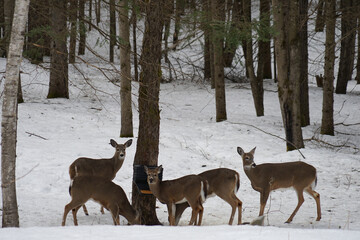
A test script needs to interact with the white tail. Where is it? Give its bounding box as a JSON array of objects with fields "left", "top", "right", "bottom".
[
  {"left": 68, "top": 139, "right": 132, "bottom": 215},
  {"left": 144, "top": 165, "right": 207, "bottom": 226},
  {"left": 237, "top": 147, "right": 321, "bottom": 223},
  {"left": 62, "top": 176, "right": 140, "bottom": 226},
  {"left": 175, "top": 168, "right": 242, "bottom": 225}
]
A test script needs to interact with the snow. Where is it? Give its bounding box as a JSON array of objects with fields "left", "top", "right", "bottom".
[{"left": 1, "top": 5, "right": 360, "bottom": 239}]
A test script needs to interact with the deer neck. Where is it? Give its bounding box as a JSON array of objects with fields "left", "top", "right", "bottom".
[
  {"left": 243, "top": 163, "right": 258, "bottom": 180},
  {"left": 148, "top": 181, "right": 163, "bottom": 201},
  {"left": 112, "top": 153, "right": 124, "bottom": 172}
]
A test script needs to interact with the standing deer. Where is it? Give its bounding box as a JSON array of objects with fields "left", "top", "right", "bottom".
[
  {"left": 144, "top": 165, "right": 207, "bottom": 226},
  {"left": 69, "top": 139, "right": 132, "bottom": 215},
  {"left": 237, "top": 147, "right": 321, "bottom": 223},
  {"left": 174, "top": 168, "right": 242, "bottom": 225},
  {"left": 62, "top": 176, "right": 140, "bottom": 226}
]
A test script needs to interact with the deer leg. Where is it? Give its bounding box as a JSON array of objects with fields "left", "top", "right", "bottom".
[
  {"left": 82, "top": 204, "right": 89, "bottom": 216},
  {"left": 286, "top": 189, "right": 305, "bottom": 223},
  {"left": 175, "top": 202, "right": 189, "bottom": 226},
  {"left": 196, "top": 203, "right": 204, "bottom": 226},
  {"left": 62, "top": 200, "right": 83, "bottom": 226},
  {"left": 305, "top": 187, "right": 321, "bottom": 221},
  {"left": 72, "top": 205, "right": 82, "bottom": 226},
  {"left": 109, "top": 204, "right": 120, "bottom": 225},
  {"left": 167, "top": 203, "right": 176, "bottom": 226},
  {"left": 259, "top": 190, "right": 270, "bottom": 216},
  {"left": 100, "top": 206, "right": 105, "bottom": 214}
]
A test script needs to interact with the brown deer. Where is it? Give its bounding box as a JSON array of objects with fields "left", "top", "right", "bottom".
[
  {"left": 144, "top": 165, "right": 207, "bottom": 226},
  {"left": 237, "top": 147, "right": 321, "bottom": 223},
  {"left": 62, "top": 176, "right": 140, "bottom": 226},
  {"left": 69, "top": 139, "right": 132, "bottom": 215},
  {"left": 174, "top": 168, "right": 242, "bottom": 225}
]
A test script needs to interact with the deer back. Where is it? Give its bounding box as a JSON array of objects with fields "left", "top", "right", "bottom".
[{"left": 199, "top": 168, "right": 240, "bottom": 196}]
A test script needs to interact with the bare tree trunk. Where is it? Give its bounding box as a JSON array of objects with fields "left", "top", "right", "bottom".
[
  {"left": 243, "top": 0, "right": 264, "bottom": 117},
  {"left": 89, "top": 0, "right": 92, "bottom": 31},
  {"left": 119, "top": 0, "right": 133, "bottom": 137},
  {"left": 2, "top": 0, "right": 14, "bottom": 56},
  {"left": 315, "top": 0, "right": 325, "bottom": 32},
  {"left": 78, "top": 0, "right": 86, "bottom": 55},
  {"left": 0, "top": 0, "right": 4, "bottom": 40},
  {"left": 109, "top": 0, "right": 116, "bottom": 62},
  {"left": 202, "top": 0, "right": 211, "bottom": 80},
  {"left": 273, "top": 0, "right": 304, "bottom": 151},
  {"left": 69, "top": 0, "right": 78, "bottom": 64},
  {"left": 356, "top": 1, "right": 360, "bottom": 84},
  {"left": 132, "top": 0, "right": 164, "bottom": 225},
  {"left": 131, "top": 0, "right": 139, "bottom": 82},
  {"left": 95, "top": 0, "right": 101, "bottom": 25},
  {"left": 173, "top": 0, "right": 185, "bottom": 47},
  {"left": 48, "top": 0, "right": 69, "bottom": 99},
  {"left": 299, "top": 0, "right": 310, "bottom": 127},
  {"left": 1, "top": 0, "right": 29, "bottom": 228},
  {"left": 258, "top": 0, "right": 272, "bottom": 79},
  {"left": 321, "top": 0, "right": 336, "bottom": 135},
  {"left": 223, "top": 0, "right": 239, "bottom": 68},
  {"left": 211, "top": 0, "right": 227, "bottom": 122},
  {"left": 336, "top": 0, "right": 356, "bottom": 94}
]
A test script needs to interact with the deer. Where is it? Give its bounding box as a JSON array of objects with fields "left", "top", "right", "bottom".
[
  {"left": 144, "top": 165, "right": 207, "bottom": 226},
  {"left": 237, "top": 146, "right": 321, "bottom": 223},
  {"left": 68, "top": 139, "right": 132, "bottom": 215},
  {"left": 174, "top": 168, "right": 242, "bottom": 225},
  {"left": 62, "top": 176, "right": 141, "bottom": 226}
]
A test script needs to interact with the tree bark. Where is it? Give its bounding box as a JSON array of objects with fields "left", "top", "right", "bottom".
[
  {"left": 223, "top": 0, "right": 239, "bottom": 68},
  {"left": 299, "top": 0, "right": 310, "bottom": 127},
  {"left": 131, "top": 0, "right": 139, "bottom": 82},
  {"left": 48, "top": 0, "right": 69, "bottom": 99},
  {"left": 95, "top": 0, "right": 101, "bottom": 25},
  {"left": 132, "top": 0, "right": 164, "bottom": 225},
  {"left": 2, "top": 0, "right": 14, "bottom": 57},
  {"left": 109, "top": 0, "right": 116, "bottom": 62},
  {"left": 1, "top": 0, "right": 30, "bottom": 228},
  {"left": 211, "top": 0, "right": 227, "bottom": 122},
  {"left": 273, "top": 0, "right": 304, "bottom": 151},
  {"left": 244, "top": 0, "right": 264, "bottom": 117},
  {"left": 258, "top": 0, "right": 272, "bottom": 79},
  {"left": 173, "top": 0, "right": 185, "bottom": 47},
  {"left": 119, "top": 0, "right": 133, "bottom": 137},
  {"left": 315, "top": 0, "right": 325, "bottom": 32},
  {"left": 336, "top": 0, "right": 356, "bottom": 94},
  {"left": 202, "top": 0, "right": 211, "bottom": 80},
  {"left": 78, "top": 0, "right": 86, "bottom": 55},
  {"left": 69, "top": 0, "right": 78, "bottom": 64},
  {"left": 321, "top": 0, "right": 336, "bottom": 135}
]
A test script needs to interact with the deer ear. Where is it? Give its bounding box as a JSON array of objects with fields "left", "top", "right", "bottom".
[
  {"left": 237, "top": 147, "right": 244, "bottom": 156},
  {"left": 110, "top": 139, "right": 117, "bottom": 147},
  {"left": 144, "top": 166, "right": 149, "bottom": 174},
  {"left": 250, "top": 147, "right": 256, "bottom": 155},
  {"left": 157, "top": 165, "right": 163, "bottom": 173},
  {"left": 125, "top": 139, "right": 133, "bottom": 148}
]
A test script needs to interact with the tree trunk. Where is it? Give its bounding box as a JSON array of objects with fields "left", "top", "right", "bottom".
[
  {"left": 173, "top": 0, "right": 185, "bottom": 47},
  {"left": 131, "top": 0, "right": 139, "bottom": 82},
  {"left": 69, "top": 0, "right": 78, "bottom": 64},
  {"left": 223, "top": 0, "right": 239, "bottom": 67},
  {"left": 48, "top": 0, "right": 68, "bottom": 99},
  {"left": 336, "top": 0, "right": 356, "bottom": 94},
  {"left": 240, "top": 0, "right": 249, "bottom": 78},
  {"left": 2, "top": 0, "right": 14, "bottom": 57},
  {"left": 244, "top": 0, "right": 264, "bottom": 117},
  {"left": 202, "top": 0, "right": 211, "bottom": 80},
  {"left": 132, "top": 0, "right": 164, "bottom": 225},
  {"left": 78, "top": 0, "right": 86, "bottom": 55},
  {"left": 299, "top": 0, "right": 310, "bottom": 127},
  {"left": 315, "top": 0, "right": 325, "bottom": 32},
  {"left": 1, "top": 0, "right": 29, "bottom": 228},
  {"left": 211, "top": 0, "right": 227, "bottom": 122},
  {"left": 321, "top": 0, "right": 336, "bottom": 135},
  {"left": 95, "top": 0, "right": 101, "bottom": 25},
  {"left": 88, "top": 0, "right": 92, "bottom": 31},
  {"left": 356, "top": 2, "right": 360, "bottom": 84},
  {"left": 0, "top": 0, "right": 4, "bottom": 39},
  {"left": 258, "top": 0, "right": 272, "bottom": 79},
  {"left": 273, "top": 0, "right": 304, "bottom": 151},
  {"left": 119, "top": 0, "right": 133, "bottom": 137},
  {"left": 109, "top": 0, "right": 116, "bottom": 62}
]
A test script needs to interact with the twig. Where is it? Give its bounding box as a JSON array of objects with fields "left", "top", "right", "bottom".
[
  {"left": 25, "top": 131, "right": 48, "bottom": 140},
  {"left": 227, "top": 121, "right": 306, "bottom": 159},
  {"left": 1, "top": 164, "right": 40, "bottom": 187}
]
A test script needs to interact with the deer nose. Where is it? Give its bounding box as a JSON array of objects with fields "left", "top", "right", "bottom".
[
  {"left": 120, "top": 153, "right": 125, "bottom": 158},
  {"left": 149, "top": 178, "right": 153, "bottom": 183}
]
